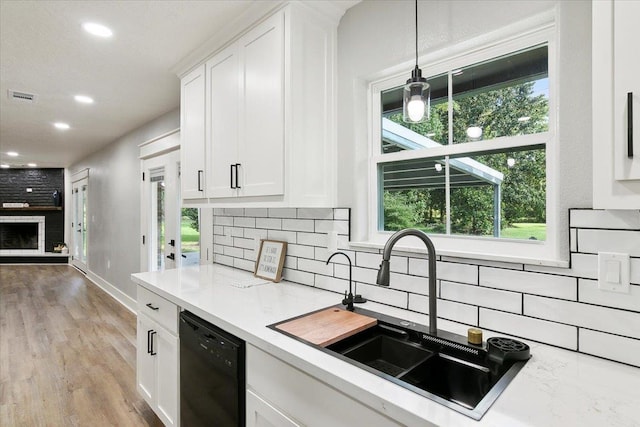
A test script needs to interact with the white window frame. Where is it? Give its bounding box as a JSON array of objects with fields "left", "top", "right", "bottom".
[{"left": 365, "top": 21, "right": 563, "bottom": 266}]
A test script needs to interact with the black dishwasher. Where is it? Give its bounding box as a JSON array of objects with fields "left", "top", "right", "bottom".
[{"left": 180, "top": 311, "right": 245, "bottom": 427}]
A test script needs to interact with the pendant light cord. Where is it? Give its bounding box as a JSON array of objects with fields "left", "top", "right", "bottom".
[{"left": 415, "top": 0, "right": 418, "bottom": 67}]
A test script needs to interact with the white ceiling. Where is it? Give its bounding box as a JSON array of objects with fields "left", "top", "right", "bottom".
[{"left": 0, "top": 0, "right": 275, "bottom": 168}]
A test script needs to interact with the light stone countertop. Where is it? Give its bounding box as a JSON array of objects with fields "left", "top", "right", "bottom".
[{"left": 131, "top": 264, "right": 640, "bottom": 427}]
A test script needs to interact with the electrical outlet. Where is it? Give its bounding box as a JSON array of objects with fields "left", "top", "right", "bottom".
[
  {"left": 26, "top": 188, "right": 32, "bottom": 193},
  {"left": 598, "top": 252, "right": 630, "bottom": 293}
]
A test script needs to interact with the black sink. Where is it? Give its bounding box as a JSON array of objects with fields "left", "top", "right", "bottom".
[{"left": 270, "top": 306, "right": 530, "bottom": 420}]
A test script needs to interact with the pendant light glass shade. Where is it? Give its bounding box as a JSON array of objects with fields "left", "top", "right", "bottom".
[
  {"left": 403, "top": 65, "right": 430, "bottom": 123},
  {"left": 403, "top": 0, "right": 430, "bottom": 124}
]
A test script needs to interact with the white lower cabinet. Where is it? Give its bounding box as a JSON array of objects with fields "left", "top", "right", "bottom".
[
  {"left": 246, "top": 344, "right": 403, "bottom": 427},
  {"left": 136, "top": 289, "right": 179, "bottom": 427}
]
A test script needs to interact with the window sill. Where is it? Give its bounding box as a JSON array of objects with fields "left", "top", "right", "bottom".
[{"left": 348, "top": 240, "right": 570, "bottom": 269}]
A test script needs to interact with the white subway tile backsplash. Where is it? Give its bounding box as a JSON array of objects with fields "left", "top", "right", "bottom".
[
  {"left": 570, "top": 209, "right": 640, "bottom": 230},
  {"left": 214, "top": 216, "right": 233, "bottom": 226},
  {"left": 282, "top": 268, "right": 314, "bottom": 286},
  {"left": 334, "top": 265, "right": 377, "bottom": 285},
  {"left": 256, "top": 217, "right": 282, "bottom": 230},
  {"left": 441, "top": 281, "right": 521, "bottom": 313},
  {"left": 244, "top": 208, "right": 268, "bottom": 218},
  {"left": 211, "top": 207, "right": 640, "bottom": 367},
  {"left": 284, "top": 256, "right": 297, "bottom": 270},
  {"left": 315, "top": 275, "right": 349, "bottom": 294},
  {"left": 356, "top": 252, "right": 406, "bottom": 273},
  {"left": 268, "top": 208, "right": 297, "bottom": 218},
  {"left": 480, "top": 267, "right": 577, "bottom": 300},
  {"left": 244, "top": 228, "right": 268, "bottom": 241},
  {"left": 234, "top": 237, "right": 255, "bottom": 250},
  {"left": 524, "top": 295, "right": 640, "bottom": 339},
  {"left": 297, "top": 258, "right": 333, "bottom": 276},
  {"left": 355, "top": 282, "right": 407, "bottom": 309},
  {"left": 315, "top": 219, "right": 349, "bottom": 234},
  {"left": 225, "top": 208, "right": 245, "bottom": 216},
  {"left": 437, "top": 299, "right": 478, "bottom": 325},
  {"left": 234, "top": 217, "right": 256, "bottom": 228},
  {"left": 297, "top": 232, "right": 327, "bottom": 247},
  {"left": 282, "top": 219, "right": 315, "bottom": 232},
  {"left": 578, "top": 279, "right": 640, "bottom": 312},
  {"left": 286, "top": 244, "right": 315, "bottom": 259},
  {"left": 214, "top": 254, "right": 234, "bottom": 267},
  {"left": 408, "top": 259, "right": 478, "bottom": 284},
  {"left": 223, "top": 246, "right": 244, "bottom": 258},
  {"left": 334, "top": 208, "right": 350, "bottom": 220},
  {"left": 267, "top": 230, "right": 297, "bottom": 243},
  {"left": 233, "top": 258, "right": 255, "bottom": 272},
  {"left": 578, "top": 229, "right": 640, "bottom": 256},
  {"left": 526, "top": 253, "right": 597, "bottom": 279},
  {"left": 579, "top": 329, "right": 640, "bottom": 367},
  {"left": 230, "top": 227, "right": 244, "bottom": 237},
  {"left": 297, "top": 208, "right": 334, "bottom": 220},
  {"left": 479, "top": 308, "right": 578, "bottom": 350}
]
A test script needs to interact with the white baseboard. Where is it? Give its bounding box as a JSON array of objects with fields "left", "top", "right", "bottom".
[{"left": 85, "top": 270, "right": 137, "bottom": 314}]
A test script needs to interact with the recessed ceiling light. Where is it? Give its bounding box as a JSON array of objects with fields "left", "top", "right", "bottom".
[
  {"left": 82, "top": 22, "right": 113, "bottom": 38},
  {"left": 54, "top": 122, "right": 70, "bottom": 130},
  {"left": 27, "top": 163, "right": 37, "bottom": 167},
  {"left": 0, "top": 164, "right": 9, "bottom": 169},
  {"left": 7, "top": 151, "right": 18, "bottom": 157},
  {"left": 74, "top": 95, "right": 94, "bottom": 104}
]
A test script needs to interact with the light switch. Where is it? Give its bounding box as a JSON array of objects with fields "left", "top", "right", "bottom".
[{"left": 598, "top": 252, "right": 630, "bottom": 293}]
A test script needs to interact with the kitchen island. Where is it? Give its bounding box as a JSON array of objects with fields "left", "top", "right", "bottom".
[{"left": 132, "top": 264, "right": 640, "bottom": 427}]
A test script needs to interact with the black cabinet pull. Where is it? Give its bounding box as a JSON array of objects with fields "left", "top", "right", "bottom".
[
  {"left": 150, "top": 331, "right": 157, "bottom": 356},
  {"left": 230, "top": 164, "right": 235, "bottom": 189},
  {"left": 197, "top": 170, "right": 203, "bottom": 191},
  {"left": 146, "top": 302, "right": 159, "bottom": 311},
  {"left": 147, "top": 329, "right": 153, "bottom": 354},
  {"left": 628, "top": 92, "right": 634, "bottom": 158},
  {"left": 235, "top": 163, "right": 241, "bottom": 189}
]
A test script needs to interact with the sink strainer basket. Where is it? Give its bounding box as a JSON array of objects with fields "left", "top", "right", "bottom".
[{"left": 487, "top": 337, "right": 530, "bottom": 365}]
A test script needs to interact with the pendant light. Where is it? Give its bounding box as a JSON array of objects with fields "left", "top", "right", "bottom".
[{"left": 403, "top": 0, "right": 430, "bottom": 123}]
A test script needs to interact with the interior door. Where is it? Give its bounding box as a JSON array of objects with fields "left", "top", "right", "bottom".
[
  {"left": 71, "top": 177, "right": 88, "bottom": 272},
  {"left": 142, "top": 150, "right": 180, "bottom": 271}
]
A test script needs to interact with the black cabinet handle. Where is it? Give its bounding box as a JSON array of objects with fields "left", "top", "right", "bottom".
[
  {"left": 230, "top": 164, "right": 235, "bottom": 189},
  {"left": 235, "top": 163, "right": 241, "bottom": 189},
  {"left": 197, "top": 170, "right": 203, "bottom": 191},
  {"left": 147, "top": 329, "right": 153, "bottom": 354},
  {"left": 628, "top": 92, "right": 634, "bottom": 158},
  {"left": 146, "top": 302, "right": 159, "bottom": 311},
  {"left": 150, "top": 331, "right": 157, "bottom": 356}
]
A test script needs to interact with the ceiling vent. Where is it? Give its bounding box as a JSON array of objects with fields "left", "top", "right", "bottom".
[{"left": 7, "top": 90, "right": 37, "bottom": 103}]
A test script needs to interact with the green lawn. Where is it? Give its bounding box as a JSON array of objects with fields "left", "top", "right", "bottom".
[
  {"left": 181, "top": 218, "right": 199, "bottom": 252},
  {"left": 501, "top": 223, "right": 546, "bottom": 240}
]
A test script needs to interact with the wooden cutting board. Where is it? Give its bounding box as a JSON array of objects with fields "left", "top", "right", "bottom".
[{"left": 276, "top": 308, "right": 377, "bottom": 347}]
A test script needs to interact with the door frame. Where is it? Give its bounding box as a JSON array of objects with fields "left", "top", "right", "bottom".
[
  {"left": 70, "top": 169, "right": 89, "bottom": 272},
  {"left": 139, "top": 130, "right": 180, "bottom": 272}
]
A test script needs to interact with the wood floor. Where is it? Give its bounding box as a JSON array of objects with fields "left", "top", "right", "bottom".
[{"left": 0, "top": 264, "right": 163, "bottom": 426}]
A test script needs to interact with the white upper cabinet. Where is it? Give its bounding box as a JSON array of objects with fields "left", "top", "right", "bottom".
[
  {"left": 180, "top": 65, "right": 206, "bottom": 200},
  {"left": 592, "top": 0, "right": 640, "bottom": 209},
  {"left": 179, "top": 2, "right": 338, "bottom": 207}
]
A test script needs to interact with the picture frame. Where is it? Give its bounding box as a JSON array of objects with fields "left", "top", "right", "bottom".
[{"left": 254, "top": 239, "right": 287, "bottom": 282}]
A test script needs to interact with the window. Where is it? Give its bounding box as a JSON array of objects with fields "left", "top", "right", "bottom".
[{"left": 369, "top": 26, "right": 559, "bottom": 263}]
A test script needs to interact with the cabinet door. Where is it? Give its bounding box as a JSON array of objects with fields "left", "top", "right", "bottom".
[
  {"left": 207, "top": 44, "right": 241, "bottom": 199},
  {"left": 136, "top": 315, "right": 156, "bottom": 405},
  {"left": 613, "top": 0, "right": 640, "bottom": 180},
  {"left": 238, "top": 13, "right": 285, "bottom": 198},
  {"left": 246, "top": 390, "right": 302, "bottom": 427},
  {"left": 155, "top": 327, "right": 179, "bottom": 427},
  {"left": 181, "top": 64, "right": 207, "bottom": 199}
]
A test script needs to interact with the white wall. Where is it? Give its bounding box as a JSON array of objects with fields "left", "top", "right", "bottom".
[
  {"left": 68, "top": 108, "right": 179, "bottom": 303},
  {"left": 336, "top": 0, "right": 592, "bottom": 253}
]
